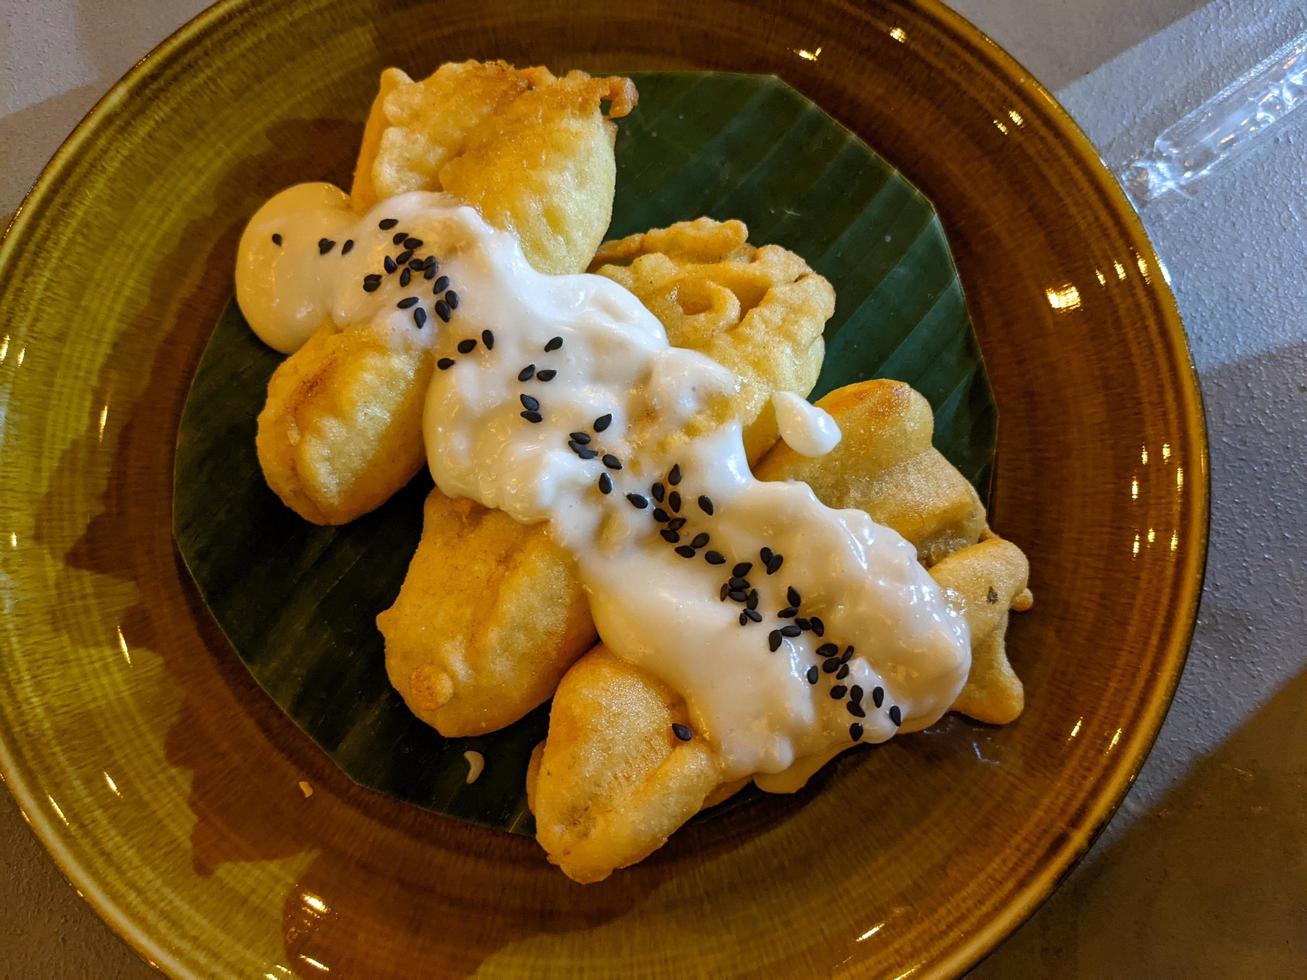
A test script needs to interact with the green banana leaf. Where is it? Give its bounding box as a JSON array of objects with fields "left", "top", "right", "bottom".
[{"left": 173, "top": 72, "right": 996, "bottom": 835}]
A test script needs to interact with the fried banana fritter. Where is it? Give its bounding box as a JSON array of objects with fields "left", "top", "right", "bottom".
[
  {"left": 256, "top": 328, "right": 432, "bottom": 526},
  {"left": 260, "top": 62, "right": 636, "bottom": 525},
  {"left": 755, "top": 379, "right": 985, "bottom": 566},
  {"left": 377, "top": 492, "right": 595, "bottom": 736},
  {"left": 529, "top": 379, "right": 1033, "bottom": 882},
  {"left": 351, "top": 60, "right": 637, "bottom": 275},
  {"left": 592, "top": 217, "right": 833, "bottom": 462},
  {"left": 381, "top": 221, "right": 836, "bottom": 737}
]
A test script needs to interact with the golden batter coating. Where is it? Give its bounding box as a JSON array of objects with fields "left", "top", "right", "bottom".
[
  {"left": 592, "top": 217, "right": 833, "bottom": 462},
  {"left": 755, "top": 379, "right": 986, "bottom": 566},
  {"left": 260, "top": 61, "right": 637, "bottom": 525},
  {"left": 529, "top": 379, "right": 1033, "bottom": 882},
  {"left": 380, "top": 222, "right": 837, "bottom": 737},
  {"left": 256, "top": 329, "right": 432, "bottom": 526},
  {"left": 528, "top": 647, "right": 723, "bottom": 884},
  {"left": 351, "top": 60, "right": 637, "bottom": 275},
  {"left": 377, "top": 492, "right": 595, "bottom": 736}
]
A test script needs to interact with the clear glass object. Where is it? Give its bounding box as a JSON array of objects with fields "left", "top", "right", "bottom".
[{"left": 1116, "top": 30, "right": 1307, "bottom": 210}]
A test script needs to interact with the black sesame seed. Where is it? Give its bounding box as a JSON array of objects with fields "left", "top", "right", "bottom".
[
  {"left": 796, "top": 618, "right": 812, "bottom": 631},
  {"left": 593, "top": 413, "right": 612, "bottom": 432},
  {"left": 481, "top": 329, "right": 494, "bottom": 350},
  {"left": 652, "top": 508, "right": 671, "bottom": 523},
  {"left": 675, "top": 545, "right": 696, "bottom": 558},
  {"left": 536, "top": 368, "right": 556, "bottom": 381},
  {"left": 318, "top": 238, "right": 335, "bottom": 254},
  {"left": 698, "top": 495, "right": 714, "bottom": 515},
  {"left": 668, "top": 464, "right": 682, "bottom": 486},
  {"left": 872, "top": 686, "right": 885, "bottom": 708},
  {"left": 733, "top": 562, "right": 753, "bottom": 578},
  {"left": 408, "top": 258, "right": 426, "bottom": 270},
  {"left": 413, "top": 307, "right": 427, "bottom": 328},
  {"left": 399, "top": 268, "right": 412, "bottom": 286},
  {"left": 822, "top": 659, "right": 841, "bottom": 674},
  {"left": 433, "top": 275, "right": 450, "bottom": 292},
  {"left": 519, "top": 364, "right": 536, "bottom": 381},
  {"left": 384, "top": 255, "right": 398, "bottom": 273},
  {"left": 626, "top": 493, "right": 648, "bottom": 509},
  {"left": 690, "top": 532, "right": 709, "bottom": 549},
  {"left": 598, "top": 473, "right": 612, "bottom": 494},
  {"left": 651, "top": 482, "right": 666, "bottom": 502},
  {"left": 341, "top": 239, "right": 354, "bottom": 255},
  {"left": 397, "top": 296, "right": 419, "bottom": 309},
  {"left": 847, "top": 701, "right": 867, "bottom": 718},
  {"left": 601, "top": 454, "right": 622, "bottom": 470},
  {"left": 744, "top": 607, "right": 762, "bottom": 622},
  {"left": 767, "top": 554, "right": 784, "bottom": 574},
  {"left": 830, "top": 685, "right": 847, "bottom": 699},
  {"left": 777, "top": 607, "right": 797, "bottom": 619},
  {"left": 661, "top": 529, "right": 681, "bottom": 544},
  {"left": 457, "top": 339, "right": 477, "bottom": 356},
  {"left": 445, "top": 290, "right": 459, "bottom": 310},
  {"left": 889, "top": 705, "right": 902, "bottom": 726},
  {"left": 403, "top": 237, "right": 423, "bottom": 250},
  {"left": 810, "top": 617, "right": 825, "bottom": 637},
  {"left": 849, "top": 723, "right": 864, "bottom": 742},
  {"left": 705, "top": 550, "right": 726, "bottom": 565},
  {"left": 747, "top": 590, "right": 759, "bottom": 609},
  {"left": 672, "top": 723, "right": 693, "bottom": 742},
  {"left": 392, "top": 231, "right": 407, "bottom": 245},
  {"left": 760, "top": 547, "right": 774, "bottom": 564},
  {"left": 396, "top": 248, "right": 414, "bottom": 265},
  {"left": 768, "top": 630, "right": 783, "bottom": 652},
  {"left": 520, "top": 393, "right": 540, "bottom": 411},
  {"left": 569, "top": 430, "right": 590, "bottom": 444},
  {"left": 728, "top": 589, "right": 747, "bottom": 602},
  {"left": 806, "top": 665, "right": 820, "bottom": 685},
  {"left": 424, "top": 265, "right": 437, "bottom": 280},
  {"left": 720, "top": 583, "right": 730, "bottom": 601},
  {"left": 728, "top": 576, "right": 748, "bottom": 590},
  {"left": 668, "top": 491, "right": 682, "bottom": 513},
  {"left": 816, "top": 643, "right": 839, "bottom": 658},
  {"left": 362, "top": 274, "right": 382, "bottom": 292},
  {"left": 666, "top": 517, "right": 687, "bottom": 531},
  {"left": 520, "top": 410, "right": 543, "bottom": 423},
  {"left": 434, "top": 300, "right": 451, "bottom": 322},
  {"left": 570, "top": 443, "right": 598, "bottom": 460},
  {"left": 787, "top": 586, "right": 801, "bottom": 607},
  {"left": 849, "top": 686, "right": 864, "bottom": 705},
  {"left": 379, "top": 218, "right": 398, "bottom": 230},
  {"left": 840, "top": 646, "right": 854, "bottom": 664},
  {"left": 424, "top": 255, "right": 438, "bottom": 270},
  {"left": 836, "top": 664, "right": 850, "bottom": 679},
  {"left": 780, "top": 624, "right": 802, "bottom": 638},
  {"left": 437, "top": 357, "right": 455, "bottom": 370},
  {"left": 271, "top": 232, "right": 283, "bottom": 246},
  {"left": 545, "top": 336, "right": 564, "bottom": 352},
  {"left": 740, "top": 611, "right": 750, "bottom": 626}
]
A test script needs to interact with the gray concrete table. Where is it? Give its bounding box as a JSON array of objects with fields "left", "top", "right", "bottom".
[{"left": 2, "top": 1, "right": 1304, "bottom": 975}]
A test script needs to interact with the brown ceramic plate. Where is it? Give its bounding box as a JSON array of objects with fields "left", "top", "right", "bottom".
[{"left": 0, "top": 1, "right": 1206, "bottom": 976}]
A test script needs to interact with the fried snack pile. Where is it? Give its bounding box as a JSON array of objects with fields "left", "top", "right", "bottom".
[
  {"left": 379, "top": 218, "right": 834, "bottom": 735},
  {"left": 257, "top": 62, "right": 636, "bottom": 525},
  {"left": 246, "top": 60, "right": 1035, "bottom": 884},
  {"left": 528, "top": 380, "right": 1032, "bottom": 883}
]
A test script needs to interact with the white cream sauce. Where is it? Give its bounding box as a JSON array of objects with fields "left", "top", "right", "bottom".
[
  {"left": 772, "top": 390, "right": 842, "bottom": 457},
  {"left": 237, "top": 187, "right": 971, "bottom": 789}
]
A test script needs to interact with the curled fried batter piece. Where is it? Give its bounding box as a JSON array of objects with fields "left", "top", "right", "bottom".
[{"left": 592, "top": 217, "right": 833, "bottom": 461}]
